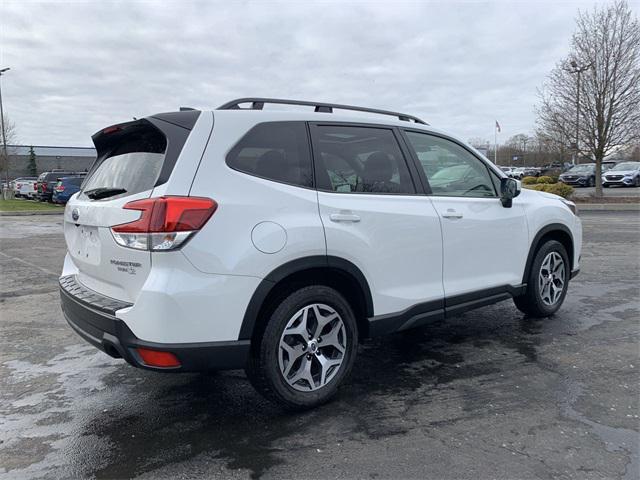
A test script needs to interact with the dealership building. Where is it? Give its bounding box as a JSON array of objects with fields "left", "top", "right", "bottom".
[{"left": 4, "top": 145, "right": 97, "bottom": 179}]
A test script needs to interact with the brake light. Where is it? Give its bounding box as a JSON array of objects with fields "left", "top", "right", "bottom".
[
  {"left": 102, "top": 125, "right": 122, "bottom": 134},
  {"left": 56, "top": 185, "right": 65, "bottom": 192},
  {"left": 111, "top": 196, "right": 217, "bottom": 251}
]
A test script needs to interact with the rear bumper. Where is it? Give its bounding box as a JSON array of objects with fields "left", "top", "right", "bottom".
[{"left": 59, "top": 275, "right": 250, "bottom": 372}]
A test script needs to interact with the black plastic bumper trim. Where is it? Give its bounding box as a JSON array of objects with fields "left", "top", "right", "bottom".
[{"left": 60, "top": 279, "right": 250, "bottom": 372}]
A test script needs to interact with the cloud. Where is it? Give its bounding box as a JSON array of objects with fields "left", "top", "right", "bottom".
[{"left": 1, "top": 0, "right": 605, "bottom": 146}]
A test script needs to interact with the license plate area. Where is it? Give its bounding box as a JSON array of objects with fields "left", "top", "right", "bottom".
[{"left": 70, "top": 224, "right": 101, "bottom": 265}]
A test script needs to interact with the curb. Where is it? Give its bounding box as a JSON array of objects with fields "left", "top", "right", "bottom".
[
  {"left": 576, "top": 203, "right": 640, "bottom": 211},
  {"left": 0, "top": 210, "right": 64, "bottom": 216}
]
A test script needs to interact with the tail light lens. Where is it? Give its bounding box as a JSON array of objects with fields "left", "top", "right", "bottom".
[
  {"left": 56, "top": 184, "right": 65, "bottom": 192},
  {"left": 111, "top": 196, "right": 217, "bottom": 251}
]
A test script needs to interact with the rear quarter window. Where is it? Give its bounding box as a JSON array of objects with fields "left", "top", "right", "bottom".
[{"left": 226, "top": 122, "right": 313, "bottom": 188}]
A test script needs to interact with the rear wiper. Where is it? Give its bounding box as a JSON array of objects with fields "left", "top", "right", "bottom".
[{"left": 84, "top": 187, "right": 127, "bottom": 200}]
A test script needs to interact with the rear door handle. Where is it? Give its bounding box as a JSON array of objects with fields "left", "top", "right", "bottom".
[
  {"left": 442, "top": 209, "right": 463, "bottom": 219},
  {"left": 330, "top": 213, "right": 361, "bottom": 223}
]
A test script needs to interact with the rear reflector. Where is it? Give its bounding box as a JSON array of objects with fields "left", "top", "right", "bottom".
[
  {"left": 111, "top": 196, "right": 217, "bottom": 251},
  {"left": 136, "top": 348, "right": 181, "bottom": 368}
]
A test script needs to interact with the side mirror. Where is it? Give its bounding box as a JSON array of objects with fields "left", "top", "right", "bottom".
[{"left": 500, "top": 177, "right": 521, "bottom": 208}]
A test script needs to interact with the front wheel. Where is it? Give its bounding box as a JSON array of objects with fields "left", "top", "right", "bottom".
[
  {"left": 246, "top": 285, "right": 358, "bottom": 410},
  {"left": 514, "top": 240, "right": 570, "bottom": 317}
]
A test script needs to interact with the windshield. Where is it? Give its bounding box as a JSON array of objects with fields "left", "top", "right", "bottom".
[
  {"left": 567, "top": 164, "right": 594, "bottom": 173},
  {"left": 610, "top": 162, "right": 640, "bottom": 171},
  {"left": 431, "top": 165, "right": 470, "bottom": 181}
]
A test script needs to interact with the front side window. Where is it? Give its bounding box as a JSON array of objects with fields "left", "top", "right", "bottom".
[
  {"left": 405, "top": 131, "right": 497, "bottom": 197},
  {"left": 311, "top": 125, "right": 415, "bottom": 194},
  {"left": 226, "top": 122, "right": 313, "bottom": 188}
]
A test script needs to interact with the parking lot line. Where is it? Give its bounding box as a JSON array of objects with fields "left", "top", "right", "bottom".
[{"left": 0, "top": 250, "right": 60, "bottom": 277}]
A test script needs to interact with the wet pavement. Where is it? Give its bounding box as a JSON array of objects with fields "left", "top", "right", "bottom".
[{"left": 0, "top": 212, "right": 638, "bottom": 479}]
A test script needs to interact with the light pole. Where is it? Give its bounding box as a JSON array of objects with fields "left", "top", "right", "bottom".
[
  {"left": 568, "top": 60, "right": 590, "bottom": 165},
  {"left": 0, "top": 67, "right": 10, "bottom": 196}
]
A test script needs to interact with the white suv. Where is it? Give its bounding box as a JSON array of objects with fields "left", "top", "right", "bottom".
[{"left": 60, "top": 98, "right": 582, "bottom": 409}]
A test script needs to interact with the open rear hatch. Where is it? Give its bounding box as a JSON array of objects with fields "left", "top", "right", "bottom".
[{"left": 64, "top": 113, "right": 199, "bottom": 303}]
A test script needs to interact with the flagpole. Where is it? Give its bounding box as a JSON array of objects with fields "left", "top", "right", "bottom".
[{"left": 494, "top": 122, "right": 498, "bottom": 164}]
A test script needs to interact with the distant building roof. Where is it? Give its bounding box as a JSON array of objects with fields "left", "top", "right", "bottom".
[{"left": 8, "top": 145, "right": 96, "bottom": 157}]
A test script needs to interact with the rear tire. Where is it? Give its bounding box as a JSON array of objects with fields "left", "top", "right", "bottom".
[
  {"left": 514, "top": 240, "right": 570, "bottom": 317},
  {"left": 246, "top": 285, "right": 358, "bottom": 410}
]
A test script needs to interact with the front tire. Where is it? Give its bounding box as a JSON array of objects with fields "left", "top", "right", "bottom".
[
  {"left": 514, "top": 240, "right": 570, "bottom": 317},
  {"left": 246, "top": 285, "right": 358, "bottom": 410}
]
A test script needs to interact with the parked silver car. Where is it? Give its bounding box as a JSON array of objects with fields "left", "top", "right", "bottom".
[{"left": 602, "top": 162, "right": 640, "bottom": 187}]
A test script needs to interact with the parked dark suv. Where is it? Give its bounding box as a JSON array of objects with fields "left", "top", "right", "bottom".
[{"left": 36, "top": 171, "right": 85, "bottom": 202}]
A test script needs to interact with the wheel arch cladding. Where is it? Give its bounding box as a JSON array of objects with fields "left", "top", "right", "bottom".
[
  {"left": 239, "top": 256, "right": 374, "bottom": 342},
  {"left": 522, "top": 223, "right": 574, "bottom": 284}
]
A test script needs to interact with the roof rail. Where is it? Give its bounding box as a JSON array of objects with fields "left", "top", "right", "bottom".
[{"left": 217, "top": 98, "right": 427, "bottom": 125}]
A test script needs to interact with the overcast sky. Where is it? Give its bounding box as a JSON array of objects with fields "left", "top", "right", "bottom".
[{"left": 0, "top": 0, "right": 627, "bottom": 147}]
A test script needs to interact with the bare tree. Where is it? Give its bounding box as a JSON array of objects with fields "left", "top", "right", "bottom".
[
  {"left": 536, "top": 0, "right": 640, "bottom": 196},
  {"left": 1, "top": 116, "right": 17, "bottom": 189}
]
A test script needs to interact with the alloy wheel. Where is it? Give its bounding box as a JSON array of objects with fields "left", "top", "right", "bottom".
[
  {"left": 538, "top": 252, "right": 565, "bottom": 306},
  {"left": 278, "top": 303, "right": 346, "bottom": 392}
]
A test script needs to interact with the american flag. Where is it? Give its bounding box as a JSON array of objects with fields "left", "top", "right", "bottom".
[{"left": 495, "top": 121, "right": 501, "bottom": 133}]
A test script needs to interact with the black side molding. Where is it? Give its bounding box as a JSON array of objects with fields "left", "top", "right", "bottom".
[{"left": 366, "top": 284, "right": 527, "bottom": 337}]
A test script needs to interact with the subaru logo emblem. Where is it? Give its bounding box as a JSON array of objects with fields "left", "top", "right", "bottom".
[{"left": 71, "top": 208, "right": 80, "bottom": 222}]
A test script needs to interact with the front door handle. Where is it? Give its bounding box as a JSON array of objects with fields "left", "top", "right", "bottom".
[
  {"left": 442, "top": 209, "right": 463, "bottom": 219},
  {"left": 330, "top": 213, "right": 361, "bottom": 223}
]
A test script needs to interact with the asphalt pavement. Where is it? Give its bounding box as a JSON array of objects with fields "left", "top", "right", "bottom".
[{"left": 0, "top": 212, "right": 638, "bottom": 479}]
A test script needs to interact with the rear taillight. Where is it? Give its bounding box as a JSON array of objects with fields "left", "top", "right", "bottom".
[
  {"left": 41, "top": 181, "right": 47, "bottom": 190},
  {"left": 56, "top": 185, "right": 65, "bottom": 192},
  {"left": 111, "top": 196, "right": 217, "bottom": 251}
]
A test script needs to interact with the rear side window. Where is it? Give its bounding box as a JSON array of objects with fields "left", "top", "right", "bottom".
[
  {"left": 310, "top": 125, "right": 415, "bottom": 194},
  {"left": 226, "top": 122, "right": 313, "bottom": 188},
  {"left": 81, "top": 121, "right": 167, "bottom": 199}
]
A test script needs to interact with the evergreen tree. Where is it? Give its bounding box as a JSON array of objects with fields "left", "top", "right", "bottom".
[{"left": 28, "top": 146, "right": 37, "bottom": 176}]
